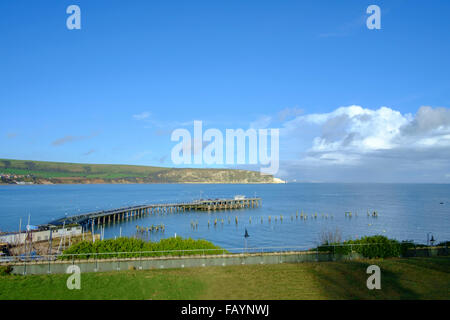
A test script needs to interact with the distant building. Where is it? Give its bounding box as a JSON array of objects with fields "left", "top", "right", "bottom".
[{"left": 0, "top": 226, "right": 83, "bottom": 245}]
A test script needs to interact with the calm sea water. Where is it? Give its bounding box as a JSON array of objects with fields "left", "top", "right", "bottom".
[{"left": 0, "top": 183, "right": 449, "bottom": 249}]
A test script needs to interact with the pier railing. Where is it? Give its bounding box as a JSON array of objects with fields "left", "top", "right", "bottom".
[{"left": 48, "top": 197, "right": 262, "bottom": 227}]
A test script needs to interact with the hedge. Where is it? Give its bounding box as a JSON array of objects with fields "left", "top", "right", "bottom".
[
  {"left": 59, "top": 236, "right": 226, "bottom": 260},
  {"left": 316, "top": 235, "right": 415, "bottom": 259},
  {"left": 0, "top": 265, "right": 13, "bottom": 276}
]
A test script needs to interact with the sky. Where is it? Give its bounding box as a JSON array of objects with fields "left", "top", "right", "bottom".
[{"left": 1, "top": 0, "right": 449, "bottom": 182}]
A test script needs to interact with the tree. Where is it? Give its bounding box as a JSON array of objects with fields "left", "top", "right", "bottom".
[
  {"left": 1, "top": 160, "right": 11, "bottom": 169},
  {"left": 24, "top": 161, "right": 37, "bottom": 171},
  {"left": 83, "top": 166, "right": 92, "bottom": 174}
]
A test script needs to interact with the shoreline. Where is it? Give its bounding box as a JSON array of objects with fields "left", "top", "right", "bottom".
[{"left": 0, "top": 180, "right": 286, "bottom": 186}]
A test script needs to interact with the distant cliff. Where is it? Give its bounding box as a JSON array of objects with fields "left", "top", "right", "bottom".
[{"left": 0, "top": 159, "right": 285, "bottom": 184}]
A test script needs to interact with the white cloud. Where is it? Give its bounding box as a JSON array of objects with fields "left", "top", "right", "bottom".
[
  {"left": 250, "top": 115, "right": 272, "bottom": 129},
  {"left": 400, "top": 106, "right": 450, "bottom": 135},
  {"left": 52, "top": 132, "right": 99, "bottom": 146},
  {"left": 132, "top": 111, "right": 151, "bottom": 120},
  {"left": 278, "top": 107, "right": 303, "bottom": 121},
  {"left": 277, "top": 105, "right": 450, "bottom": 182},
  {"left": 82, "top": 149, "right": 96, "bottom": 156},
  {"left": 283, "top": 105, "right": 450, "bottom": 165}
]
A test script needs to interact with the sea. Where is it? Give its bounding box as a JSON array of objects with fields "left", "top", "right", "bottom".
[{"left": 0, "top": 183, "right": 449, "bottom": 250}]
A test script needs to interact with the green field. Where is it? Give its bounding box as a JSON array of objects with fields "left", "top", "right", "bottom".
[
  {"left": 1, "top": 257, "right": 448, "bottom": 300},
  {"left": 0, "top": 158, "right": 276, "bottom": 183}
]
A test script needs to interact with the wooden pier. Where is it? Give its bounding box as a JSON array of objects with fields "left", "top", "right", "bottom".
[{"left": 47, "top": 197, "right": 261, "bottom": 228}]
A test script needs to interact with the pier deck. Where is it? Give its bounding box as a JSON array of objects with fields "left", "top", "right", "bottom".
[{"left": 48, "top": 197, "right": 261, "bottom": 228}]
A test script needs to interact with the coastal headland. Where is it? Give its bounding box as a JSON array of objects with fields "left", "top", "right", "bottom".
[{"left": 0, "top": 159, "right": 285, "bottom": 185}]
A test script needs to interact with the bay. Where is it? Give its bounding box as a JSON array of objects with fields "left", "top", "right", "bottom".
[{"left": 0, "top": 183, "right": 449, "bottom": 250}]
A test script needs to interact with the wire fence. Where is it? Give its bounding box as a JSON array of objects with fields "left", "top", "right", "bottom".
[{"left": 2, "top": 241, "right": 447, "bottom": 265}]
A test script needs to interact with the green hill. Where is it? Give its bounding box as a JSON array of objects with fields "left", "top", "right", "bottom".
[{"left": 0, "top": 159, "right": 280, "bottom": 184}]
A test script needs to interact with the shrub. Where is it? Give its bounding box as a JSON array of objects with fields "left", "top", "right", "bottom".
[
  {"left": 317, "top": 235, "right": 408, "bottom": 259},
  {"left": 319, "top": 228, "right": 342, "bottom": 245},
  {"left": 400, "top": 240, "right": 416, "bottom": 256},
  {"left": 60, "top": 236, "right": 226, "bottom": 260},
  {"left": 0, "top": 265, "right": 13, "bottom": 276},
  {"left": 437, "top": 241, "right": 450, "bottom": 247}
]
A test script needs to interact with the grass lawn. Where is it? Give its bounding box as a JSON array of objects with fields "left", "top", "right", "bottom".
[{"left": 0, "top": 257, "right": 449, "bottom": 300}]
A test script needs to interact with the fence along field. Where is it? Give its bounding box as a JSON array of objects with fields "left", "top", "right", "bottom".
[{"left": 3, "top": 236, "right": 448, "bottom": 275}]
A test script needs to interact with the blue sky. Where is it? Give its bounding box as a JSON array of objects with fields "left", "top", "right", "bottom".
[{"left": 1, "top": 0, "right": 450, "bottom": 182}]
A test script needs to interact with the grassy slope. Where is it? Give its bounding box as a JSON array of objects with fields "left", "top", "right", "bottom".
[
  {"left": 1, "top": 257, "right": 448, "bottom": 300},
  {"left": 0, "top": 158, "right": 274, "bottom": 183}
]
